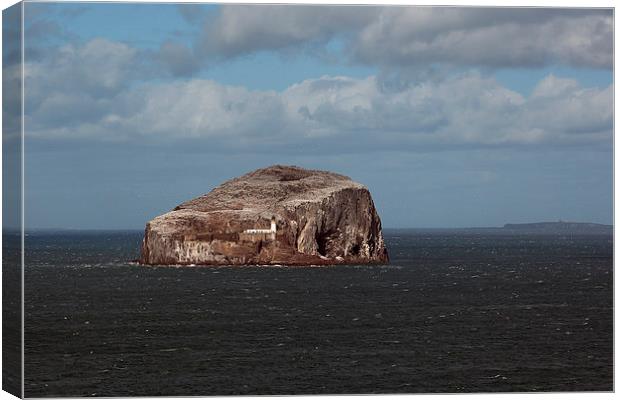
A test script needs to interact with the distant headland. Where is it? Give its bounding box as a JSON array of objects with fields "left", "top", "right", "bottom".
[
  {"left": 390, "top": 221, "right": 612, "bottom": 235},
  {"left": 140, "top": 165, "right": 389, "bottom": 266},
  {"left": 500, "top": 221, "right": 612, "bottom": 234}
]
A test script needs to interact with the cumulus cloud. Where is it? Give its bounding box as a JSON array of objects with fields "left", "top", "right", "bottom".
[
  {"left": 177, "top": 3, "right": 210, "bottom": 26},
  {"left": 26, "top": 38, "right": 142, "bottom": 98},
  {"left": 528, "top": 75, "right": 613, "bottom": 135},
  {"left": 3, "top": 5, "right": 23, "bottom": 140},
  {"left": 155, "top": 40, "right": 202, "bottom": 77},
  {"left": 3, "top": 63, "right": 22, "bottom": 141},
  {"left": 353, "top": 8, "right": 612, "bottom": 69},
  {"left": 199, "top": 5, "right": 377, "bottom": 59},
  {"left": 23, "top": 40, "right": 612, "bottom": 151},
  {"left": 22, "top": 38, "right": 151, "bottom": 138},
  {"left": 119, "top": 81, "right": 285, "bottom": 141},
  {"left": 196, "top": 6, "right": 612, "bottom": 70},
  {"left": 20, "top": 6, "right": 614, "bottom": 81}
]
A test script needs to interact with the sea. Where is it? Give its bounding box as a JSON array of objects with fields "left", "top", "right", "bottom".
[{"left": 16, "top": 229, "right": 613, "bottom": 396}]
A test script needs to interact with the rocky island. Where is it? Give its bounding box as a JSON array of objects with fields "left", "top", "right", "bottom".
[{"left": 140, "top": 165, "right": 389, "bottom": 266}]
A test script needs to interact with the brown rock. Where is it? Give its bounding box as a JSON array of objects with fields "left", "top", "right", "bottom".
[{"left": 140, "top": 165, "right": 389, "bottom": 265}]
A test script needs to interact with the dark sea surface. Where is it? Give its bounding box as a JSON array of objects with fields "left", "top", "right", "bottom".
[{"left": 24, "top": 230, "right": 613, "bottom": 396}]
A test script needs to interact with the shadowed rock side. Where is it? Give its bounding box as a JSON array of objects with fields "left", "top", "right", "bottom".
[{"left": 140, "top": 165, "right": 389, "bottom": 265}]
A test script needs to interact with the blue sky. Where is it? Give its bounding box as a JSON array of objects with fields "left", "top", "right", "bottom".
[{"left": 5, "top": 2, "right": 613, "bottom": 229}]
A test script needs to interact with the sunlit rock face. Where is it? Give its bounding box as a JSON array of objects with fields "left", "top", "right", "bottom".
[{"left": 140, "top": 165, "right": 389, "bottom": 266}]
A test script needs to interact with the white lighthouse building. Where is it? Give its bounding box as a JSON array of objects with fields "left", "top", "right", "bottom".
[{"left": 241, "top": 216, "right": 277, "bottom": 241}]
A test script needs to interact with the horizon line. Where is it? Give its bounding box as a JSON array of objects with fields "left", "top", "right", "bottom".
[{"left": 4, "top": 221, "right": 614, "bottom": 233}]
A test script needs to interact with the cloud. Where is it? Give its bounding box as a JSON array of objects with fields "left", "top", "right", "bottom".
[
  {"left": 199, "top": 5, "right": 376, "bottom": 60},
  {"left": 23, "top": 40, "right": 612, "bottom": 152},
  {"left": 118, "top": 80, "right": 285, "bottom": 141},
  {"left": 3, "top": 63, "right": 22, "bottom": 141},
  {"left": 353, "top": 8, "right": 613, "bottom": 69},
  {"left": 528, "top": 75, "right": 613, "bottom": 135},
  {"left": 176, "top": 3, "right": 211, "bottom": 26},
  {"left": 195, "top": 6, "right": 612, "bottom": 70},
  {"left": 22, "top": 38, "right": 150, "bottom": 137},
  {"left": 155, "top": 40, "right": 202, "bottom": 77},
  {"left": 26, "top": 38, "right": 141, "bottom": 98},
  {"left": 21, "top": 6, "right": 614, "bottom": 82}
]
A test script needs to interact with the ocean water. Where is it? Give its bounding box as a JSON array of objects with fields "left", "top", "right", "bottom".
[{"left": 23, "top": 230, "right": 613, "bottom": 396}]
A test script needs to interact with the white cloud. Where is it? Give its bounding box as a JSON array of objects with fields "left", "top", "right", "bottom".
[
  {"left": 34, "top": 38, "right": 140, "bottom": 95},
  {"left": 121, "top": 81, "right": 284, "bottom": 140},
  {"left": 528, "top": 76, "right": 613, "bottom": 136},
  {"left": 23, "top": 38, "right": 152, "bottom": 136},
  {"left": 24, "top": 39, "right": 612, "bottom": 151},
  {"left": 2, "top": 63, "right": 23, "bottom": 140},
  {"left": 352, "top": 8, "right": 612, "bottom": 69},
  {"left": 156, "top": 41, "right": 201, "bottom": 77},
  {"left": 197, "top": 6, "right": 612, "bottom": 70},
  {"left": 531, "top": 75, "right": 581, "bottom": 98},
  {"left": 200, "top": 5, "right": 376, "bottom": 59}
]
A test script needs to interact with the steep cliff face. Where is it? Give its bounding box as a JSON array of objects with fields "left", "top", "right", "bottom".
[{"left": 140, "top": 165, "right": 388, "bottom": 265}]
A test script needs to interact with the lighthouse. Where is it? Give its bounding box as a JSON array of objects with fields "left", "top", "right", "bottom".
[{"left": 240, "top": 215, "right": 277, "bottom": 242}]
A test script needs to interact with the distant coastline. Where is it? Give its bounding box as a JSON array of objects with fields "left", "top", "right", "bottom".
[
  {"left": 386, "top": 221, "right": 613, "bottom": 235},
  {"left": 500, "top": 221, "right": 613, "bottom": 234}
]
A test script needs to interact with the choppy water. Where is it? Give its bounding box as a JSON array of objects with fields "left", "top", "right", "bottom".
[{"left": 23, "top": 230, "right": 612, "bottom": 396}]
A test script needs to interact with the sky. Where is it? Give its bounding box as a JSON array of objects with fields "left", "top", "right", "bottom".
[{"left": 3, "top": 2, "right": 614, "bottom": 229}]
